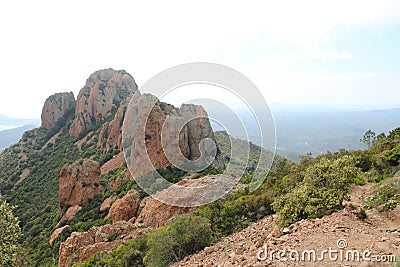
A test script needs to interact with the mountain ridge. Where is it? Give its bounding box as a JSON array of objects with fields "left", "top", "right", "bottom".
[{"left": 0, "top": 68, "right": 226, "bottom": 266}]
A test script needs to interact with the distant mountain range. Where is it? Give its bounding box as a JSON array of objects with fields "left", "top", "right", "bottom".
[
  {"left": 0, "top": 114, "right": 40, "bottom": 151},
  {"left": 273, "top": 108, "right": 400, "bottom": 160},
  {"left": 0, "top": 114, "right": 40, "bottom": 126},
  {"left": 209, "top": 107, "right": 400, "bottom": 162}
]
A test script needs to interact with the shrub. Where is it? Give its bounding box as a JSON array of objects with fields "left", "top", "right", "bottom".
[
  {"left": 143, "top": 214, "right": 212, "bottom": 267},
  {"left": 382, "top": 146, "right": 400, "bottom": 166},
  {"left": 0, "top": 200, "right": 22, "bottom": 266},
  {"left": 365, "top": 177, "right": 400, "bottom": 211},
  {"left": 273, "top": 156, "right": 360, "bottom": 226},
  {"left": 195, "top": 190, "right": 274, "bottom": 237},
  {"left": 73, "top": 236, "right": 147, "bottom": 267}
]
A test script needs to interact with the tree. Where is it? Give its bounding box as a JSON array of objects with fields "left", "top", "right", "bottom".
[
  {"left": 360, "top": 130, "right": 376, "bottom": 148},
  {"left": 0, "top": 199, "right": 21, "bottom": 266}
]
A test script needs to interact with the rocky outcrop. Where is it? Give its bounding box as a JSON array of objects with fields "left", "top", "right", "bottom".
[
  {"left": 135, "top": 175, "right": 233, "bottom": 227},
  {"left": 58, "top": 205, "right": 82, "bottom": 226},
  {"left": 100, "top": 152, "right": 125, "bottom": 176},
  {"left": 100, "top": 197, "right": 116, "bottom": 212},
  {"left": 124, "top": 93, "right": 217, "bottom": 179},
  {"left": 105, "top": 190, "right": 141, "bottom": 223},
  {"left": 50, "top": 225, "right": 69, "bottom": 246},
  {"left": 58, "top": 221, "right": 149, "bottom": 267},
  {"left": 97, "top": 105, "right": 125, "bottom": 152},
  {"left": 136, "top": 195, "right": 195, "bottom": 228},
  {"left": 69, "top": 69, "right": 138, "bottom": 137},
  {"left": 41, "top": 92, "right": 75, "bottom": 129},
  {"left": 179, "top": 104, "right": 215, "bottom": 160},
  {"left": 59, "top": 159, "right": 104, "bottom": 211}
]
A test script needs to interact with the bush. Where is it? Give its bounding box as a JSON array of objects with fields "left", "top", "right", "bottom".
[
  {"left": 273, "top": 156, "right": 360, "bottom": 226},
  {"left": 365, "top": 177, "right": 400, "bottom": 211},
  {"left": 143, "top": 215, "right": 212, "bottom": 267},
  {"left": 382, "top": 146, "right": 400, "bottom": 166},
  {"left": 73, "top": 236, "right": 147, "bottom": 267},
  {"left": 0, "top": 200, "right": 22, "bottom": 266},
  {"left": 195, "top": 190, "right": 274, "bottom": 237}
]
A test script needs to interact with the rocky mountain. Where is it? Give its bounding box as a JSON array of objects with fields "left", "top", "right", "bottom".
[
  {"left": 0, "top": 68, "right": 222, "bottom": 266},
  {"left": 123, "top": 93, "right": 217, "bottom": 179},
  {"left": 69, "top": 69, "right": 138, "bottom": 138},
  {"left": 1, "top": 68, "right": 398, "bottom": 267},
  {"left": 41, "top": 92, "right": 75, "bottom": 130}
]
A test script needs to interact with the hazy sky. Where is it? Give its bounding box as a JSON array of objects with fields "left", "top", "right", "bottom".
[{"left": 1, "top": 0, "right": 400, "bottom": 118}]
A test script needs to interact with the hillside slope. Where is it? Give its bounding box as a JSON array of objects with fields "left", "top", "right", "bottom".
[
  {"left": 172, "top": 181, "right": 400, "bottom": 267},
  {"left": 0, "top": 125, "right": 37, "bottom": 151}
]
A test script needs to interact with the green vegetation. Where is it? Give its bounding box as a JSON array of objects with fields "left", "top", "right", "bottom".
[
  {"left": 365, "top": 177, "right": 400, "bottom": 211},
  {"left": 0, "top": 199, "right": 21, "bottom": 266},
  {"left": 214, "top": 131, "right": 279, "bottom": 176},
  {"left": 360, "top": 129, "right": 376, "bottom": 148},
  {"left": 273, "top": 155, "right": 359, "bottom": 226},
  {"left": 0, "top": 120, "right": 116, "bottom": 265},
  {"left": 143, "top": 215, "right": 212, "bottom": 267},
  {"left": 0, "top": 126, "right": 82, "bottom": 265}
]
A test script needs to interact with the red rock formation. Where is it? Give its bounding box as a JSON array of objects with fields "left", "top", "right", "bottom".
[
  {"left": 136, "top": 196, "right": 195, "bottom": 228},
  {"left": 58, "top": 205, "right": 82, "bottom": 226},
  {"left": 179, "top": 104, "right": 215, "bottom": 160},
  {"left": 100, "top": 152, "right": 125, "bottom": 176},
  {"left": 58, "top": 221, "right": 149, "bottom": 267},
  {"left": 98, "top": 105, "right": 125, "bottom": 152},
  {"left": 59, "top": 159, "right": 104, "bottom": 211},
  {"left": 41, "top": 92, "right": 75, "bottom": 129},
  {"left": 50, "top": 225, "right": 69, "bottom": 246},
  {"left": 105, "top": 190, "right": 141, "bottom": 223},
  {"left": 69, "top": 69, "right": 138, "bottom": 137},
  {"left": 100, "top": 197, "right": 116, "bottom": 212},
  {"left": 124, "top": 93, "right": 217, "bottom": 179}
]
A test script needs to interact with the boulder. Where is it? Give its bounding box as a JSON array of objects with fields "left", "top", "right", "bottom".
[{"left": 105, "top": 190, "right": 141, "bottom": 223}]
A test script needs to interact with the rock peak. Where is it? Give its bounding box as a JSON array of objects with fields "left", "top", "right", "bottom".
[
  {"left": 41, "top": 92, "right": 76, "bottom": 130},
  {"left": 69, "top": 69, "right": 139, "bottom": 137}
]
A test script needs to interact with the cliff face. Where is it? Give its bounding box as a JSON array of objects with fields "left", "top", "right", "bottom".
[
  {"left": 69, "top": 69, "right": 138, "bottom": 138},
  {"left": 41, "top": 92, "right": 76, "bottom": 129},
  {"left": 97, "top": 105, "right": 125, "bottom": 152},
  {"left": 59, "top": 159, "right": 104, "bottom": 211},
  {"left": 124, "top": 93, "right": 217, "bottom": 179}
]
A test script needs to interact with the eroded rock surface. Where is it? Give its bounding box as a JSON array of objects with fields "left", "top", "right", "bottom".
[
  {"left": 41, "top": 92, "right": 75, "bottom": 129},
  {"left": 69, "top": 69, "right": 137, "bottom": 137},
  {"left": 58, "top": 221, "right": 149, "bottom": 267},
  {"left": 59, "top": 159, "right": 103, "bottom": 211}
]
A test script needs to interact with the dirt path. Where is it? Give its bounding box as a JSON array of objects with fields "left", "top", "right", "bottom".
[{"left": 172, "top": 183, "right": 400, "bottom": 267}]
